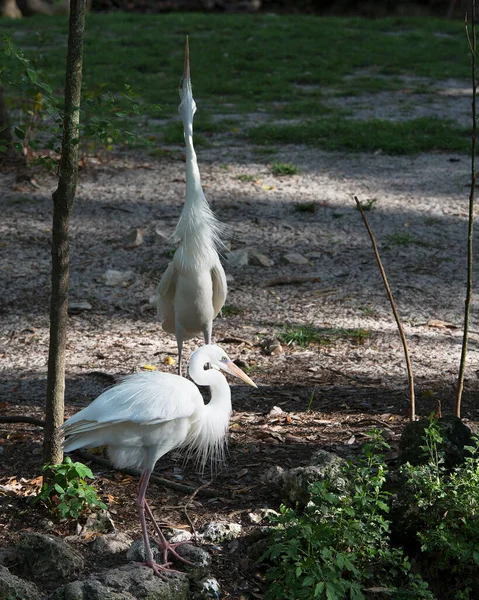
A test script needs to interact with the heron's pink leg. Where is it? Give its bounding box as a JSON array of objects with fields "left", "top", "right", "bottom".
[
  {"left": 144, "top": 500, "right": 195, "bottom": 567},
  {"left": 136, "top": 469, "right": 183, "bottom": 578}
]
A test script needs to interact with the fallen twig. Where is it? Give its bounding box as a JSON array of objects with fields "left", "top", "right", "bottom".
[
  {"left": 263, "top": 274, "right": 321, "bottom": 287},
  {"left": 74, "top": 449, "right": 221, "bottom": 498},
  {"left": 183, "top": 482, "right": 212, "bottom": 540},
  {"left": 354, "top": 196, "right": 415, "bottom": 421}
]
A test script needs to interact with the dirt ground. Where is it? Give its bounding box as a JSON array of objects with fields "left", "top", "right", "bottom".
[{"left": 1, "top": 76, "right": 479, "bottom": 598}]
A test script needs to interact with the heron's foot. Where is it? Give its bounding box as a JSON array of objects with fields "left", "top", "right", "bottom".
[
  {"left": 143, "top": 560, "right": 183, "bottom": 580},
  {"left": 159, "top": 540, "right": 196, "bottom": 567}
]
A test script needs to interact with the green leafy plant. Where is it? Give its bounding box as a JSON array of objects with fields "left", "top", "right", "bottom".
[
  {"left": 271, "top": 162, "right": 301, "bottom": 176},
  {"left": 261, "top": 431, "right": 432, "bottom": 600},
  {"left": 401, "top": 418, "right": 479, "bottom": 599},
  {"left": 0, "top": 37, "right": 159, "bottom": 168},
  {"left": 37, "top": 456, "right": 107, "bottom": 519}
]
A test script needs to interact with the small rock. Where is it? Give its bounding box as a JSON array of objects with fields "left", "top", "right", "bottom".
[
  {"left": 126, "top": 538, "right": 160, "bottom": 563},
  {"left": 0, "top": 565, "right": 41, "bottom": 600},
  {"left": 249, "top": 250, "right": 274, "bottom": 267},
  {"left": 102, "top": 269, "right": 134, "bottom": 286},
  {"left": 247, "top": 508, "right": 279, "bottom": 524},
  {"left": 163, "top": 528, "right": 193, "bottom": 544},
  {"left": 307, "top": 251, "right": 323, "bottom": 260},
  {"left": 267, "top": 406, "right": 284, "bottom": 418},
  {"left": 261, "top": 337, "right": 283, "bottom": 356},
  {"left": 195, "top": 577, "right": 221, "bottom": 599},
  {"left": 198, "top": 522, "right": 242, "bottom": 543},
  {"left": 68, "top": 300, "right": 92, "bottom": 314},
  {"left": 92, "top": 532, "right": 133, "bottom": 555},
  {"left": 225, "top": 273, "right": 235, "bottom": 283},
  {"left": 15, "top": 532, "right": 84, "bottom": 583},
  {"left": 283, "top": 252, "right": 309, "bottom": 265},
  {"left": 82, "top": 509, "right": 115, "bottom": 535},
  {"left": 124, "top": 227, "right": 144, "bottom": 248},
  {"left": 225, "top": 249, "right": 249, "bottom": 268},
  {"left": 175, "top": 544, "right": 211, "bottom": 570}
]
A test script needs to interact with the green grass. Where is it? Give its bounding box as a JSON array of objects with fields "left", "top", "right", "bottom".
[
  {"left": 271, "top": 162, "right": 301, "bottom": 176},
  {"left": 0, "top": 13, "right": 472, "bottom": 154},
  {"left": 247, "top": 117, "right": 470, "bottom": 155},
  {"left": 277, "top": 325, "right": 370, "bottom": 348},
  {"left": 221, "top": 304, "right": 244, "bottom": 316},
  {"left": 236, "top": 174, "right": 257, "bottom": 183}
]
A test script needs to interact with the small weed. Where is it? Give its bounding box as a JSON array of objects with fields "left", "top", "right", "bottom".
[
  {"left": 165, "top": 248, "right": 176, "bottom": 258},
  {"left": 295, "top": 201, "right": 316, "bottom": 213},
  {"left": 386, "top": 231, "right": 416, "bottom": 246},
  {"left": 306, "top": 387, "right": 317, "bottom": 411},
  {"left": 271, "top": 162, "right": 301, "bottom": 176},
  {"left": 357, "top": 197, "right": 377, "bottom": 211},
  {"left": 37, "top": 456, "right": 107, "bottom": 519},
  {"left": 221, "top": 304, "right": 244, "bottom": 316},
  {"left": 277, "top": 324, "right": 328, "bottom": 348},
  {"left": 278, "top": 325, "right": 369, "bottom": 348},
  {"left": 236, "top": 173, "right": 257, "bottom": 183}
]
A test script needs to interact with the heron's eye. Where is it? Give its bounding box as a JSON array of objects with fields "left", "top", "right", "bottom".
[{"left": 221, "top": 356, "right": 228, "bottom": 362}]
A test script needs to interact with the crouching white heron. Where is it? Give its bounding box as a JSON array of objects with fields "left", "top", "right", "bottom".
[
  {"left": 156, "top": 37, "right": 227, "bottom": 375},
  {"left": 60, "top": 345, "right": 256, "bottom": 577}
]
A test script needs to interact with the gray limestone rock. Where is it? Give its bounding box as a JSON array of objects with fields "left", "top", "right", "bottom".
[
  {"left": 0, "top": 564, "right": 42, "bottom": 600},
  {"left": 249, "top": 250, "right": 274, "bottom": 267},
  {"left": 92, "top": 532, "right": 133, "bottom": 555},
  {"left": 126, "top": 538, "right": 161, "bottom": 563},
  {"left": 50, "top": 564, "right": 189, "bottom": 600},
  {"left": 198, "top": 522, "right": 242, "bottom": 543},
  {"left": 263, "top": 450, "right": 348, "bottom": 506},
  {"left": 15, "top": 532, "right": 84, "bottom": 583},
  {"left": 283, "top": 252, "right": 309, "bottom": 265}
]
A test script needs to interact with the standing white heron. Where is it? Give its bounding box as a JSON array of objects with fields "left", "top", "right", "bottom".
[
  {"left": 156, "top": 37, "right": 227, "bottom": 375},
  {"left": 60, "top": 344, "right": 256, "bottom": 577}
]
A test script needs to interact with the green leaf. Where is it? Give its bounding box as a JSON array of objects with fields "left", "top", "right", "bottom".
[
  {"left": 14, "top": 127, "right": 25, "bottom": 140},
  {"left": 26, "top": 68, "right": 38, "bottom": 84}
]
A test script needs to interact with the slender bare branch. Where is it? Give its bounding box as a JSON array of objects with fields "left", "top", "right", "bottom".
[
  {"left": 456, "top": 3, "right": 477, "bottom": 418},
  {"left": 354, "top": 196, "right": 415, "bottom": 421}
]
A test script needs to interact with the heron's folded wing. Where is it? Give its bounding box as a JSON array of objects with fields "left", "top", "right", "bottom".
[
  {"left": 211, "top": 262, "right": 227, "bottom": 316},
  {"left": 157, "top": 261, "right": 177, "bottom": 306},
  {"left": 60, "top": 373, "right": 197, "bottom": 436}
]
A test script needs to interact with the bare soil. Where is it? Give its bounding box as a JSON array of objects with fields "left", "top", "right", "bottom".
[{"left": 1, "top": 78, "right": 479, "bottom": 598}]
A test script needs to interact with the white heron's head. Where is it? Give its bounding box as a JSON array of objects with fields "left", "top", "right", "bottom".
[
  {"left": 178, "top": 36, "right": 197, "bottom": 126},
  {"left": 190, "top": 344, "right": 257, "bottom": 388}
]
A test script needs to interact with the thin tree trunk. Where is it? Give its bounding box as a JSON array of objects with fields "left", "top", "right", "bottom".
[
  {"left": 43, "top": 0, "right": 86, "bottom": 465},
  {"left": 456, "top": 2, "right": 476, "bottom": 418}
]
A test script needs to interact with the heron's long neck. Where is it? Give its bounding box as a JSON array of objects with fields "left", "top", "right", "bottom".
[
  {"left": 183, "top": 122, "right": 203, "bottom": 204},
  {"left": 173, "top": 116, "right": 220, "bottom": 262},
  {"left": 190, "top": 365, "right": 232, "bottom": 416}
]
